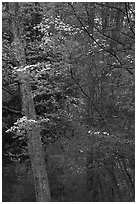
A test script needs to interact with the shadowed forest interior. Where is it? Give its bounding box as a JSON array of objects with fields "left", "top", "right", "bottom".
[{"left": 2, "top": 2, "right": 134, "bottom": 202}]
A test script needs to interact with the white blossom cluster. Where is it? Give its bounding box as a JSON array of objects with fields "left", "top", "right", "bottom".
[
  {"left": 6, "top": 116, "right": 50, "bottom": 137},
  {"left": 35, "top": 15, "right": 82, "bottom": 37},
  {"left": 88, "top": 130, "right": 109, "bottom": 136},
  {"left": 6, "top": 116, "right": 38, "bottom": 137}
]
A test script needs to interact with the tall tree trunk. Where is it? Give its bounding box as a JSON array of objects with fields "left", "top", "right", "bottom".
[{"left": 8, "top": 3, "right": 51, "bottom": 201}]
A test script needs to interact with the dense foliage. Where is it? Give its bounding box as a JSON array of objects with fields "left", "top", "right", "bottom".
[{"left": 2, "top": 2, "right": 134, "bottom": 202}]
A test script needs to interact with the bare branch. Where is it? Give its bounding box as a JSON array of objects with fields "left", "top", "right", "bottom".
[
  {"left": 69, "top": 3, "right": 134, "bottom": 76},
  {"left": 69, "top": 3, "right": 123, "bottom": 64},
  {"left": 3, "top": 105, "right": 22, "bottom": 115},
  {"left": 125, "top": 3, "right": 135, "bottom": 36}
]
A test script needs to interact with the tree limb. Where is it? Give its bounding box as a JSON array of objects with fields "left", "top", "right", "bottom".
[
  {"left": 3, "top": 105, "right": 22, "bottom": 115},
  {"left": 125, "top": 3, "right": 135, "bottom": 36},
  {"left": 2, "top": 85, "right": 18, "bottom": 96},
  {"left": 84, "top": 4, "right": 130, "bottom": 50}
]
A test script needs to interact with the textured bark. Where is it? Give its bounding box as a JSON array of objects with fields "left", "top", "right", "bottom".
[
  {"left": 9, "top": 3, "right": 51, "bottom": 201},
  {"left": 19, "top": 76, "right": 51, "bottom": 202}
]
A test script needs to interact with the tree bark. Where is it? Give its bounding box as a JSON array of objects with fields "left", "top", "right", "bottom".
[{"left": 8, "top": 3, "right": 51, "bottom": 201}]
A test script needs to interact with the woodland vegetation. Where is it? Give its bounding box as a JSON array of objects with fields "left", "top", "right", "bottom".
[{"left": 2, "top": 2, "right": 135, "bottom": 202}]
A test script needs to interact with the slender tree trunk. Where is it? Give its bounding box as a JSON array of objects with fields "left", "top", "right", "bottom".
[
  {"left": 85, "top": 3, "right": 95, "bottom": 125},
  {"left": 9, "top": 3, "right": 51, "bottom": 201},
  {"left": 101, "top": 3, "right": 109, "bottom": 34},
  {"left": 109, "top": 3, "right": 124, "bottom": 51}
]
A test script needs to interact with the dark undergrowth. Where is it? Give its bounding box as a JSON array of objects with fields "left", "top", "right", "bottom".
[{"left": 3, "top": 118, "right": 134, "bottom": 202}]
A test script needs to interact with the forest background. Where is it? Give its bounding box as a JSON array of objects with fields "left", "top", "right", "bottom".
[{"left": 2, "top": 2, "right": 135, "bottom": 202}]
